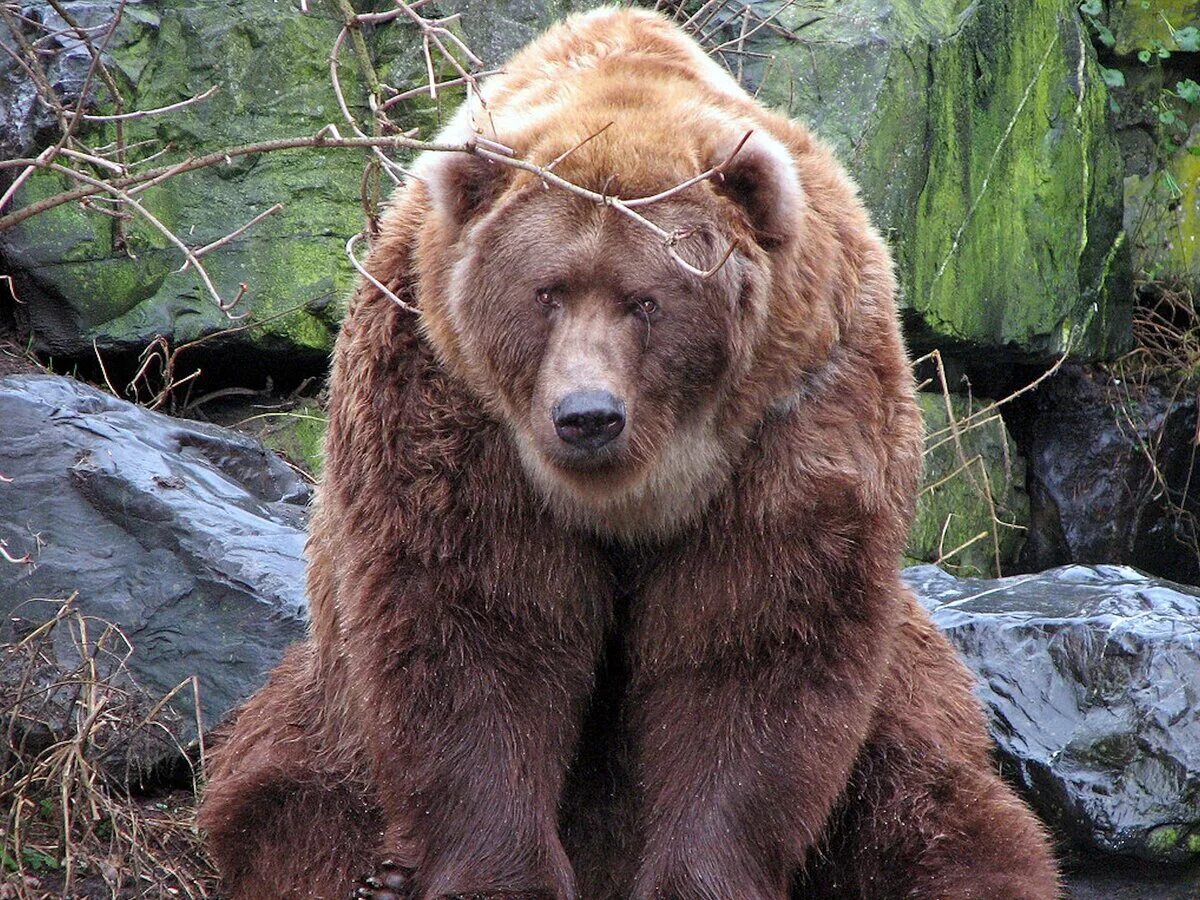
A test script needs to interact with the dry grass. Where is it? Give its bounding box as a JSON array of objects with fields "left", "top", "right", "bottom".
[
  {"left": 1119, "top": 277, "right": 1200, "bottom": 380},
  {"left": 0, "top": 597, "right": 216, "bottom": 899},
  {"left": 1107, "top": 277, "right": 1200, "bottom": 573}
]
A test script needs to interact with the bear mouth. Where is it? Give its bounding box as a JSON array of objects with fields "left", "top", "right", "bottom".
[
  {"left": 516, "top": 425, "right": 642, "bottom": 492},
  {"left": 540, "top": 439, "right": 630, "bottom": 477}
]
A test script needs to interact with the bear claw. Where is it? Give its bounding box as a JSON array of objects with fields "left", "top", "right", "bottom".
[{"left": 354, "top": 860, "right": 413, "bottom": 899}]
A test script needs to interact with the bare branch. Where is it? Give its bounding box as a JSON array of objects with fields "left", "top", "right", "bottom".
[
  {"left": 38, "top": 161, "right": 240, "bottom": 313},
  {"left": 380, "top": 69, "right": 503, "bottom": 110},
  {"left": 0, "top": 146, "right": 55, "bottom": 214},
  {"left": 346, "top": 231, "right": 419, "bottom": 314},
  {"left": 0, "top": 133, "right": 461, "bottom": 232},
  {"left": 188, "top": 203, "right": 285, "bottom": 264},
  {"left": 471, "top": 142, "right": 739, "bottom": 278},
  {"left": 68, "top": 84, "right": 220, "bottom": 123},
  {"left": 0, "top": 539, "right": 33, "bottom": 565}
]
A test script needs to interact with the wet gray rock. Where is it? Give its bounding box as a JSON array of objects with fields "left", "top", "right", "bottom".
[
  {"left": 1065, "top": 859, "right": 1200, "bottom": 899},
  {"left": 0, "top": 373, "right": 310, "bottom": 771},
  {"left": 1012, "top": 365, "right": 1200, "bottom": 583},
  {"left": 0, "top": 1, "right": 139, "bottom": 163},
  {"left": 907, "top": 563, "right": 1200, "bottom": 864}
]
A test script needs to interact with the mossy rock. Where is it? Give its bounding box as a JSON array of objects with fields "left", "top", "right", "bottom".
[
  {"left": 1125, "top": 125, "right": 1200, "bottom": 285},
  {"left": 1103, "top": 0, "right": 1200, "bottom": 56},
  {"left": 736, "top": 0, "right": 1132, "bottom": 362},
  {"left": 2, "top": 1, "right": 373, "bottom": 361},
  {"left": 908, "top": 392, "right": 1029, "bottom": 577},
  {"left": 4, "top": 0, "right": 1131, "bottom": 366},
  {"left": 1, "top": 0, "right": 602, "bottom": 365},
  {"left": 254, "top": 400, "right": 328, "bottom": 477}
]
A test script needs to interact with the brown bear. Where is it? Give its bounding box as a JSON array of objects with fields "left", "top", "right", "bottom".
[{"left": 198, "top": 8, "right": 1060, "bottom": 899}]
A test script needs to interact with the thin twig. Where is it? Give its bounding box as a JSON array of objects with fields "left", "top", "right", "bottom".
[
  {"left": 70, "top": 84, "right": 220, "bottom": 122},
  {"left": 188, "top": 202, "right": 284, "bottom": 264},
  {"left": 346, "top": 231, "right": 418, "bottom": 313}
]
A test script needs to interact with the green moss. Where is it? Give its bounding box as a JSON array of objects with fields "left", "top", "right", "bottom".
[
  {"left": 1126, "top": 147, "right": 1200, "bottom": 282},
  {"left": 908, "top": 392, "right": 1029, "bottom": 578},
  {"left": 3, "top": 0, "right": 1134, "bottom": 365},
  {"left": 7, "top": 172, "right": 117, "bottom": 266},
  {"left": 1147, "top": 824, "right": 1182, "bottom": 853},
  {"left": 1106, "top": 0, "right": 1200, "bottom": 55},
  {"left": 255, "top": 402, "right": 328, "bottom": 476},
  {"left": 909, "top": 0, "right": 1128, "bottom": 358},
  {"left": 1, "top": 0, "right": 385, "bottom": 359},
  {"left": 753, "top": 0, "right": 1130, "bottom": 361}
]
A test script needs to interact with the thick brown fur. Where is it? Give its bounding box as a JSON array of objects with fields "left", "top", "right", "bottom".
[{"left": 199, "top": 8, "right": 1060, "bottom": 899}]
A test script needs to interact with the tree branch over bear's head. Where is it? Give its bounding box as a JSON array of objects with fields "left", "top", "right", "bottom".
[{"left": 418, "top": 108, "right": 805, "bottom": 271}]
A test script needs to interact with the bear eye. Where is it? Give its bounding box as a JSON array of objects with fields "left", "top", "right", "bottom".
[
  {"left": 535, "top": 287, "right": 561, "bottom": 309},
  {"left": 631, "top": 296, "right": 658, "bottom": 317}
]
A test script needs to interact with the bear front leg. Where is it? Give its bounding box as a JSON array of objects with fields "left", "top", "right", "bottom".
[
  {"left": 626, "top": 527, "right": 899, "bottom": 899},
  {"left": 339, "top": 557, "right": 608, "bottom": 900}
]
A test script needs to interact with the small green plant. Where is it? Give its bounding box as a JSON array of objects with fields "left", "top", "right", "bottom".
[
  {"left": 1173, "top": 25, "right": 1200, "bottom": 52},
  {"left": 1080, "top": 0, "right": 1117, "bottom": 48},
  {"left": 1136, "top": 38, "right": 1171, "bottom": 64},
  {"left": 0, "top": 846, "right": 61, "bottom": 873},
  {"left": 1079, "top": 4, "right": 1200, "bottom": 137},
  {"left": 1175, "top": 78, "right": 1200, "bottom": 104}
]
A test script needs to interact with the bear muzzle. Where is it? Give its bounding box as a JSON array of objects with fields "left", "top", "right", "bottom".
[{"left": 552, "top": 389, "right": 626, "bottom": 451}]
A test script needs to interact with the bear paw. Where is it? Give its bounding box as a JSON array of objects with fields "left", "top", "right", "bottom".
[{"left": 353, "top": 860, "right": 414, "bottom": 900}]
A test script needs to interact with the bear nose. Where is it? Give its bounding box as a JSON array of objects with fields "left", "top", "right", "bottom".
[{"left": 552, "top": 390, "right": 626, "bottom": 449}]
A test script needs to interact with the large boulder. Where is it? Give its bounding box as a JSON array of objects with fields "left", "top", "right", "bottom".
[
  {"left": 906, "top": 391, "right": 1029, "bottom": 577},
  {"left": 907, "top": 563, "right": 1200, "bottom": 863},
  {"left": 0, "top": 373, "right": 310, "bottom": 772},
  {"left": 2, "top": 1, "right": 363, "bottom": 362},
  {"left": 1010, "top": 365, "right": 1200, "bottom": 583},
  {"left": 729, "top": 0, "right": 1131, "bottom": 362}
]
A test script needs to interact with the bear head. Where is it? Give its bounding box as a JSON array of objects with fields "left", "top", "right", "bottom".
[{"left": 411, "top": 23, "right": 842, "bottom": 540}]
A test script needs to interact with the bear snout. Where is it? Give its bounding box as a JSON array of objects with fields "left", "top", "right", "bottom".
[{"left": 552, "top": 389, "right": 626, "bottom": 450}]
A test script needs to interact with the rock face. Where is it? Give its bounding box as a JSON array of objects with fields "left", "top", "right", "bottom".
[
  {"left": 1011, "top": 365, "right": 1200, "bottom": 583},
  {"left": 908, "top": 563, "right": 1200, "bottom": 864},
  {"left": 906, "top": 392, "right": 1029, "bottom": 577},
  {"left": 1103, "top": 0, "right": 1200, "bottom": 57},
  {"left": 3, "top": 0, "right": 1132, "bottom": 368},
  {"left": 1124, "top": 133, "right": 1200, "bottom": 286},
  {"left": 1091, "top": 0, "right": 1200, "bottom": 295},
  {"left": 0, "top": 0, "right": 605, "bottom": 364},
  {"left": 0, "top": 1, "right": 122, "bottom": 162},
  {"left": 734, "top": 0, "right": 1131, "bottom": 362},
  {"left": 0, "top": 374, "right": 310, "bottom": 767},
  {"left": 2, "top": 1, "right": 358, "bottom": 361}
]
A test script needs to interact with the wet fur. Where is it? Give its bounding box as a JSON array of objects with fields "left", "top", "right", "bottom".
[{"left": 200, "top": 8, "right": 1060, "bottom": 899}]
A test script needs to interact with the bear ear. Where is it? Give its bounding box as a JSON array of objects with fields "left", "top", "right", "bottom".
[
  {"left": 709, "top": 130, "right": 803, "bottom": 248},
  {"left": 421, "top": 150, "right": 508, "bottom": 225}
]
